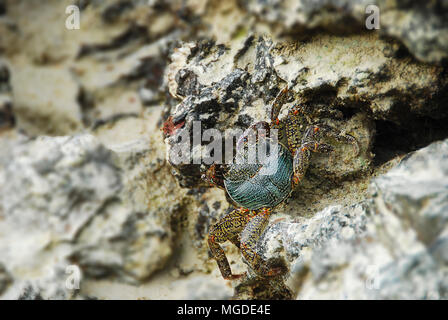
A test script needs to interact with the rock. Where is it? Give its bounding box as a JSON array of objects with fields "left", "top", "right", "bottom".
[
  {"left": 366, "top": 139, "right": 448, "bottom": 299},
  {"left": 0, "top": 132, "right": 182, "bottom": 298},
  {"left": 171, "top": 275, "right": 233, "bottom": 300},
  {"left": 161, "top": 27, "right": 447, "bottom": 300},
  {"left": 0, "top": 0, "right": 187, "bottom": 135},
  {"left": 0, "top": 135, "right": 120, "bottom": 242},
  {"left": 0, "top": 263, "right": 12, "bottom": 295},
  {"left": 10, "top": 65, "right": 83, "bottom": 136},
  {"left": 0, "top": 0, "right": 446, "bottom": 135},
  {"left": 372, "top": 139, "right": 448, "bottom": 247},
  {"left": 243, "top": 0, "right": 448, "bottom": 65},
  {"left": 163, "top": 32, "right": 448, "bottom": 187}
]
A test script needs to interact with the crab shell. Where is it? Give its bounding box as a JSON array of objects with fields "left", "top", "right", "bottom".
[{"left": 223, "top": 140, "right": 293, "bottom": 210}]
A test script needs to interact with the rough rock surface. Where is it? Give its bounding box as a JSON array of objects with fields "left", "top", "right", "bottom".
[
  {"left": 0, "top": 132, "right": 183, "bottom": 298},
  {"left": 0, "top": 0, "right": 447, "bottom": 300},
  {"left": 281, "top": 139, "right": 448, "bottom": 299},
  {"left": 244, "top": 0, "right": 448, "bottom": 64}
]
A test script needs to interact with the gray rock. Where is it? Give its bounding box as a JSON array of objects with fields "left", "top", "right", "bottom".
[
  {"left": 372, "top": 139, "right": 448, "bottom": 247},
  {"left": 0, "top": 134, "right": 178, "bottom": 298},
  {"left": 0, "top": 263, "right": 12, "bottom": 295},
  {"left": 0, "top": 135, "right": 121, "bottom": 242},
  {"left": 163, "top": 32, "right": 447, "bottom": 300},
  {"left": 172, "top": 275, "right": 234, "bottom": 300},
  {"left": 244, "top": 0, "right": 448, "bottom": 64},
  {"left": 0, "top": 0, "right": 186, "bottom": 135}
]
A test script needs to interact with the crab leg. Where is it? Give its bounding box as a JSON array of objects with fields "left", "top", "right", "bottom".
[
  {"left": 240, "top": 208, "right": 283, "bottom": 277},
  {"left": 270, "top": 86, "right": 289, "bottom": 124},
  {"left": 303, "top": 124, "right": 359, "bottom": 155},
  {"left": 208, "top": 208, "right": 256, "bottom": 279},
  {"left": 291, "top": 142, "right": 334, "bottom": 185},
  {"left": 291, "top": 124, "right": 359, "bottom": 186}
]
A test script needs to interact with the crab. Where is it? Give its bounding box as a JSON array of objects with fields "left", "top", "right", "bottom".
[{"left": 202, "top": 87, "right": 360, "bottom": 280}]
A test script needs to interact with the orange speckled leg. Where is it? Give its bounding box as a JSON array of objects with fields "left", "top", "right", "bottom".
[
  {"left": 291, "top": 124, "right": 359, "bottom": 187},
  {"left": 270, "top": 87, "right": 289, "bottom": 123},
  {"left": 208, "top": 208, "right": 256, "bottom": 279},
  {"left": 240, "top": 208, "right": 283, "bottom": 277}
]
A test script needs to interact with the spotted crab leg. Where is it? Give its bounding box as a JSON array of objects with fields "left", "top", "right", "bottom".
[
  {"left": 208, "top": 208, "right": 256, "bottom": 279},
  {"left": 270, "top": 86, "right": 289, "bottom": 125},
  {"left": 240, "top": 208, "right": 284, "bottom": 277},
  {"left": 303, "top": 124, "right": 359, "bottom": 155}
]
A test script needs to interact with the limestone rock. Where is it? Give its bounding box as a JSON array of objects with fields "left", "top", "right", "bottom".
[
  {"left": 0, "top": 133, "right": 180, "bottom": 298},
  {"left": 244, "top": 0, "right": 448, "bottom": 64}
]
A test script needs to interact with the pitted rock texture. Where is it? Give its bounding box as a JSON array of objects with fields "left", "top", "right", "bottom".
[
  {"left": 0, "top": 133, "right": 182, "bottom": 298},
  {"left": 243, "top": 0, "right": 448, "bottom": 65},
  {"left": 164, "top": 33, "right": 446, "bottom": 191},
  {"left": 1, "top": 0, "right": 446, "bottom": 136},
  {"left": 0, "top": 0, "right": 192, "bottom": 135}
]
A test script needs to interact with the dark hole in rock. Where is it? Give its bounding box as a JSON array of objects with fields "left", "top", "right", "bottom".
[
  {"left": 0, "top": 103, "right": 14, "bottom": 129},
  {"left": 102, "top": 1, "right": 135, "bottom": 24},
  {"left": 373, "top": 115, "right": 448, "bottom": 166},
  {"left": 77, "top": 87, "right": 95, "bottom": 127}
]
